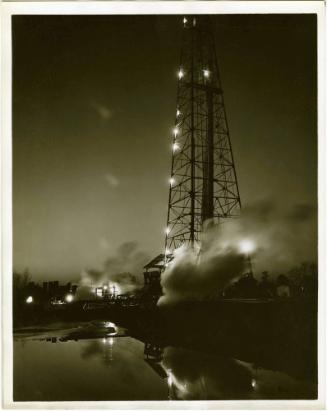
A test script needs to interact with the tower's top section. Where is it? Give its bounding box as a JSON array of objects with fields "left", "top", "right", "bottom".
[{"left": 164, "top": 15, "right": 241, "bottom": 256}]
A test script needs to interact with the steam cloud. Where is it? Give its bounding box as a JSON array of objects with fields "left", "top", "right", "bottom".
[
  {"left": 76, "top": 241, "right": 149, "bottom": 300},
  {"left": 159, "top": 200, "right": 317, "bottom": 305}
]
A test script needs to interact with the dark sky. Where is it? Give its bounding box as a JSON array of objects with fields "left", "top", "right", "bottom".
[{"left": 12, "top": 14, "right": 317, "bottom": 280}]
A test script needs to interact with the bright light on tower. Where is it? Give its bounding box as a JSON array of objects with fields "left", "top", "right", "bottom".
[
  {"left": 165, "top": 227, "right": 170, "bottom": 235},
  {"left": 176, "top": 109, "right": 181, "bottom": 117},
  {"left": 178, "top": 69, "right": 184, "bottom": 79},
  {"left": 65, "top": 294, "right": 74, "bottom": 303},
  {"left": 173, "top": 142, "right": 179, "bottom": 152},
  {"left": 26, "top": 296, "right": 33, "bottom": 304},
  {"left": 239, "top": 239, "right": 256, "bottom": 254},
  {"left": 203, "top": 69, "right": 210, "bottom": 78},
  {"left": 173, "top": 127, "right": 179, "bottom": 136},
  {"left": 169, "top": 177, "right": 175, "bottom": 186}
]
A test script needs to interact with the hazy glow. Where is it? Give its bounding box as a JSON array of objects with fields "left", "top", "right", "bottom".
[
  {"left": 166, "top": 370, "right": 188, "bottom": 393},
  {"left": 251, "top": 378, "right": 257, "bottom": 388},
  {"left": 167, "top": 373, "right": 173, "bottom": 387},
  {"left": 26, "top": 296, "right": 33, "bottom": 304},
  {"left": 178, "top": 69, "right": 184, "bottom": 79},
  {"left": 203, "top": 69, "right": 210, "bottom": 78},
  {"left": 109, "top": 337, "right": 114, "bottom": 346},
  {"left": 239, "top": 239, "right": 256, "bottom": 254},
  {"left": 173, "top": 142, "right": 179, "bottom": 152},
  {"left": 165, "top": 227, "right": 171, "bottom": 235},
  {"left": 111, "top": 282, "right": 121, "bottom": 295},
  {"left": 65, "top": 293, "right": 74, "bottom": 303},
  {"left": 103, "top": 285, "right": 108, "bottom": 290}
]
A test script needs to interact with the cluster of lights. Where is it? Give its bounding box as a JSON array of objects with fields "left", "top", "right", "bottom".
[
  {"left": 178, "top": 67, "right": 210, "bottom": 81},
  {"left": 102, "top": 337, "right": 114, "bottom": 346}
]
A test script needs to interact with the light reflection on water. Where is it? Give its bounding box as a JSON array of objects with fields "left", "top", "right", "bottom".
[{"left": 13, "top": 322, "right": 316, "bottom": 401}]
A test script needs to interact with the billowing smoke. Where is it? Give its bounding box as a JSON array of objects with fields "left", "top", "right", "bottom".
[
  {"left": 159, "top": 241, "right": 247, "bottom": 305},
  {"left": 159, "top": 200, "right": 317, "bottom": 305},
  {"left": 75, "top": 241, "right": 149, "bottom": 300}
]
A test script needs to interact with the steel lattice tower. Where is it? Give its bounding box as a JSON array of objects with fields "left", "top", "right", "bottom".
[{"left": 165, "top": 16, "right": 241, "bottom": 255}]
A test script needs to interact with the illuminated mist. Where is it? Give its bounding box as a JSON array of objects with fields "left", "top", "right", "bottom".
[
  {"left": 159, "top": 200, "right": 317, "bottom": 305},
  {"left": 75, "top": 241, "right": 149, "bottom": 299}
]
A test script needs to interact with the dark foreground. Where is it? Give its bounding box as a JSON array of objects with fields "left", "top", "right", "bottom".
[{"left": 13, "top": 298, "right": 317, "bottom": 401}]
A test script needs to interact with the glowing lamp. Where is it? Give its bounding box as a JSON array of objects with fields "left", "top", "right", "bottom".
[
  {"left": 26, "top": 296, "right": 33, "bottom": 304},
  {"left": 65, "top": 294, "right": 74, "bottom": 303},
  {"left": 173, "top": 127, "right": 179, "bottom": 137},
  {"left": 178, "top": 69, "right": 184, "bottom": 80},
  {"left": 169, "top": 177, "right": 175, "bottom": 186},
  {"left": 239, "top": 239, "right": 256, "bottom": 254},
  {"left": 172, "top": 142, "right": 179, "bottom": 152},
  {"left": 203, "top": 69, "right": 210, "bottom": 78},
  {"left": 176, "top": 109, "right": 181, "bottom": 117}
]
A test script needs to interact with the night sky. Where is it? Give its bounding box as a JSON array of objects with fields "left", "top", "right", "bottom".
[{"left": 12, "top": 14, "right": 317, "bottom": 280}]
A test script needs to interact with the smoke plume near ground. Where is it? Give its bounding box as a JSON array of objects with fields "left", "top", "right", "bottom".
[
  {"left": 159, "top": 200, "right": 317, "bottom": 305},
  {"left": 75, "top": 241, "right": 148, "bottom": 300}
]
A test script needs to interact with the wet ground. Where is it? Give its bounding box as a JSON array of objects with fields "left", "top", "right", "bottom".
[{"left": 13, "top": 321, "right": 317, "bottom": 401}]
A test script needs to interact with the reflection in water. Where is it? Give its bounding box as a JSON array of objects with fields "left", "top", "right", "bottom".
[
  {"left": 142, "top": 342, "right": 316, "bottom": 400},
  {"left": 80, "top": 337, "right": 115, "bottom": 364},
  {"left": 162, "top": 348, "right": 252, "bottom": 400},
  {"left": 13, "top": 321, "right": 317, "bottom": 401}
]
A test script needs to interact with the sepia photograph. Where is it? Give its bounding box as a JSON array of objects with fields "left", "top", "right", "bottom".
[{"left": 1, "top": 1, "right": 325, "bottom": 407}]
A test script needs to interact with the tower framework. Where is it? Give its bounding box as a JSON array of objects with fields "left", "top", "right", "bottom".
[{"left": 165, "top": 16, "right": 241, "bottom": 255}]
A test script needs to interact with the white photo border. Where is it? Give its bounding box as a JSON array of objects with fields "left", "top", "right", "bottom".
[{"left": 1, "top": 1, "right": 325, "bottom": 409}]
